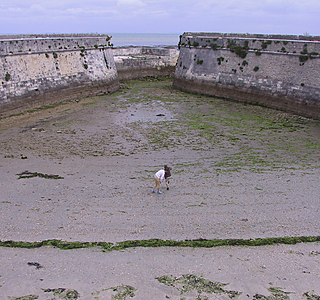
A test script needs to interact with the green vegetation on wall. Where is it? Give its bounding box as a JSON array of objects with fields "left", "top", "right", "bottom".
[
  {"left": 299, "top": 44, "right": 319, "bottom": 63},
  {"left": 261, "top": 40, "right": 272, "bottom": 49},
  {"left": 210, "top": 43, "right": 220, "bottom": 50},
  {"left": 5, "top": 72, "right": 10, "bottom": 81},
  {"left": 227, "top": 39, "right": 249, "bottom": 59},
  {"left": 179, "top": 35, "right": 319, "bottom": 77},
  {"left": 217, "top": 57, "right": 224, "bottom": 65}
]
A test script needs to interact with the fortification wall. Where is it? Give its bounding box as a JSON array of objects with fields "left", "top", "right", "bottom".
[
  {"left": 173, "top": 32, "right": 320, "bottom": 119},
  {"left": 113, "top": 46, "right": 179, "bottom": 80},
  {"left": 0, "top": 34, "right": 119, "bottom": 116}
]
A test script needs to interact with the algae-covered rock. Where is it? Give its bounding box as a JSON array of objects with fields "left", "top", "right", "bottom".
[
  {"left": 8, "top": 295, "right": 39, "bottom": 300},
  {"left": 108, "top": 284, "right": 137, "bottom": 300},
  {"left": 43, "top": 288, "right": 79, "bottom": 299},
  {"left": 156, "top": 274, "right": 241, "bottom": 299},
  {"left": 253, "top": 287, "right": 292, "bottom": 300},
  {"left": 303, "top": 291, "right": 320, "bottom": 300}
]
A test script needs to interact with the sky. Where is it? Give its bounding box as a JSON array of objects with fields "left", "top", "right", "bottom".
[{"left": 0, "top": 0, "right": 319, "bottom": 37}]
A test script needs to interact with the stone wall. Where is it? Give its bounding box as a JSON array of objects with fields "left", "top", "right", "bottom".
[
  {"left": 0, "top": 34, "right": 119, "bottom": 116},
  {"left": 113, "top": 46, "right": 179, "bottom": 80},
  {"left": 173, "top": 32, "right": 320, "bottom": 119},
  {"left": 0, "top": 34, "right": 179, "bottom": 117}
]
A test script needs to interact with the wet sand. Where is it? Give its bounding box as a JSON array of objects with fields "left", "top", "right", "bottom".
[{"left": 0, "top": 77, "right": 320, "bottom": 299}]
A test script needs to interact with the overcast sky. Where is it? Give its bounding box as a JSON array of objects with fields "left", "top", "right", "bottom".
[{"left": 0, "top": 0, "right": 319, "bottom": 36}]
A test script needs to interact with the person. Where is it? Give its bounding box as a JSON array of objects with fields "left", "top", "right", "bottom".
[
  {"left": 164, "top": 165, "right": 172, "bottom": 190},
  {"left": 152, "top": 165, "right": 170, "bottom": 194}
]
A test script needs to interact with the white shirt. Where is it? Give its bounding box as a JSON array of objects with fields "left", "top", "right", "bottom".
[{"left": 155, "top": 169, "right": 165, "bottom": 182}]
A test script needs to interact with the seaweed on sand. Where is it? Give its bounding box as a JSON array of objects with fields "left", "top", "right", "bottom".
[
  {"left": 156, "top": 274, "right": 241, "bottom": 299},
  {"left": 16, "top": 170, "right": 64, "bottom": 180}
]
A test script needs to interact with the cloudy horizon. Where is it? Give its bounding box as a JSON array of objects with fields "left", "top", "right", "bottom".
[{"left": 0, "top": 0, "right": 319, "bottom": 37}]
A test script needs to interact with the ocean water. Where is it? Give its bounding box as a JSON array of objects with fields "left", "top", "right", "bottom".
[{"left": 110, "top": 33, "right": 180, "bottom": 47}]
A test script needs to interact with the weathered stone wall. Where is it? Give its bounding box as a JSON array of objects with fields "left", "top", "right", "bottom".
[
  {"left": 113, "top": 46, "right": 179, "bottom": 80},
  {"left": 0, "top": 34, "right": 119, "bottom": 116},
  {"left": 173, "top": 32, "right": 320, "bottom": 119}
]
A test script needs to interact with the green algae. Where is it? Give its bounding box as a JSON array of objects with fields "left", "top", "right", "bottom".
[
  {"left": 3, "top": 75, "right": 319, "bottom": 167},
  {"left": 0, "top": 239, "right": 113, "bottom": 250},
  {"left": 108, "top": 284, "right": 137, "bottom": 300},
  {"left": 8, "top": 289, "right": 80, "bottom": 300},
  {"left": 1, "top": 236, "right": 320, "bottom": 252},
  {"left": 81, "top": 101, "right": 97, "bottom": 107},
  {"left": 113, "top": 235, "right": 320, "bottom": 250},
  {"left": 43, "top": 288, "right": 79, "bottom": 299},
  {"left": 16, "top": 171, "right": 64, "bottom": 180},
  {"left": 25, "top": 102, "right": 68, "bottom": 114},
  {"left": 8, "top": 296, "right": 39, "bottom": 300},
  {"left": 156, "top": 274, "right": 241, "bottom": 299},
  {"left": 179, "top": 97, "right": 320, "bottom": 173},
  {"left": 253, "top": 287, "right": 292, "bottom": 299},
  {"left": 27, "top": 262, "right": 43, "bottom": 269},
  {"left": 303, "top": 291, "right": 320, "bottom": 300}
]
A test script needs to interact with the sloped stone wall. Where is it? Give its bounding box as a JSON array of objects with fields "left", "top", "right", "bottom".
[
  {"left": 174, "top": 32, "right": 320, "bottom": 119},
  {"left": 113, "top": 47, "right": 179, "bottom": 80},
  {"left": 0, "top": 35, "right": 119, "bottom": 116}
]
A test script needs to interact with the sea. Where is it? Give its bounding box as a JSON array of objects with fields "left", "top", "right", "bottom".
[{"left": 109, "top": 33, "right": 180, "bottom": 47}]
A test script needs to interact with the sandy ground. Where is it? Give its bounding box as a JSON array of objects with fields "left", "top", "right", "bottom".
[{"left": 0, "top": 77, "right": 320, "bottom": 299}]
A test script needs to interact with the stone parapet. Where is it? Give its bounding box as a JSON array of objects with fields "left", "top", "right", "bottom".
[{"left": 0, "top": 35, "right": 112, "bottom": 56}]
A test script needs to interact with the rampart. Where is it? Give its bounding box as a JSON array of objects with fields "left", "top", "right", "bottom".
[
  {"left": 173, "top": 32, "right": 320, "bottom": 119},
  {"left": 0, "top": 34, "right": 119, "bottom": 116},
  {"left": 0, "top": 34, "right": 179, "bottom": 116},
  {"left": 113, "top": 47, "right": 179, "bottom": 80}
]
